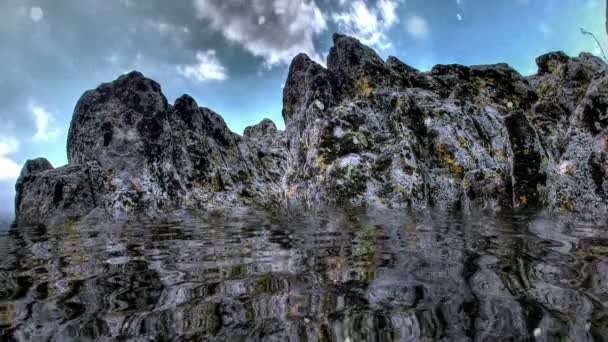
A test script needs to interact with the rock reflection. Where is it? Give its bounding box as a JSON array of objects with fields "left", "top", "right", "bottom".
[{"left": 0, "top": 210, "right": 607, "bottom": 341}]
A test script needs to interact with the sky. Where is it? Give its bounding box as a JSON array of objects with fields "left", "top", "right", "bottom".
[{"left": 0, "top": 0, "right": 606, "bottom": 217}]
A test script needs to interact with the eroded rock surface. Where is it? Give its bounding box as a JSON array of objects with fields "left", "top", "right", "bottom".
[
  {"left": 14, "top": 34, "right": 608, "bottom": 225},
  {"left": 282, "top": 34, "right": 608, "bottom": 216},
  {"left": 15, "top": 72, "right": 287, "bottom": 225}
]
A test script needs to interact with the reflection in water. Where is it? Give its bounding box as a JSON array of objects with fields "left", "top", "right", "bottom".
[{"left": 1, "top": 209, "right": 608, "bottom": 341}]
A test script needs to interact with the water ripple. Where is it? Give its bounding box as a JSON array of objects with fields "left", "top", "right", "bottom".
[{"left": 1, "top": 210, "right": 607, "bottom": 341}]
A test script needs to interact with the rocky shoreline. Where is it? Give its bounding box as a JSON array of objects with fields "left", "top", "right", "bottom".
[{"left": 14, "top": 34, "right": 608, "bottom": 226}]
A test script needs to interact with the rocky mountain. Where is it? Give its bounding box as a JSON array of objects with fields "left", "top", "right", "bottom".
[{"left": 14, "top": 34, "right": 608, "bottom": 226}]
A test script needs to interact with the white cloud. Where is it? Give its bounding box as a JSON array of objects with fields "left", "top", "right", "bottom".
[
  {"left": 378, "top": 0, "right": 399, "bottom": 27},
  {"left": 0, "top": 157, "right": 21, "bottom": 181},
  {"left": 144, "top": 19, "right": 190, "bottom": 47},
  {"left": 456, "top": 13, "right": 463, "bottom": 21},
  {"left": 29, "top": 6, "right": 43, "bottom": 22},
  {"left": 30, "top": 104, "right": 61, "bottom": 142},
  {"left": 593, "top": 47, "right": 603, "bottom": 56},
  {"left": 405, "top": 15, "right": 429, "bottom": 39},
  {"left": 105, "top": 53, "right": 120, "bottom": 64},
  {"left": 178, "top": 50, "right": 228, "bottom": 82},
  {"left": 145, "top": 19, "right": 190, "bottom": 37},
  {"left": 0, "top": 136, "right": 21, "bottom": 181},
  {"left": 193, "top": 0, "right": 327, "bottom": 66},
  {"left": 0, "top": 137, "right": 18, "bottom": 156},
  {"left": 333, "top": 0, "right": 402, "bottom": 50}
]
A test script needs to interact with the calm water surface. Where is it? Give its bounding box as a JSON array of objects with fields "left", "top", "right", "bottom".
[{"left": 1, "top": 210, "right": 608, "bottom": 341}]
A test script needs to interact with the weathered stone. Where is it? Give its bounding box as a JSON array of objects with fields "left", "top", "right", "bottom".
[
  {"left": 462, "top": 168, "right": 511, "bottom": 212},
  {"left": 17, "top": 158, "right": 53, "bottom": 179},
  {"left": 15, "top": 163, "right": 104, "bottom": 226},
  {"left": 244, "top": 118, "right": 277, "bottom": 139},
  {"left": 244, "top": 118, "right": 288, "bottom": 183},
  {"left": 13, "top": 34, "right": 608, "bottom": 226},
  {"left": 505, "top": 110, "right": 548, "bottom": 208}
]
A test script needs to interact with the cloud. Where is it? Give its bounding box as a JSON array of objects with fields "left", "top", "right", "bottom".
[
  {"left": 0, "top": 158, "right": 20, "bottom": 181},
  {"left": 333, "top": 0, "right": 402, "bottom": 50},
  {"left": 193, "top": 0, "right": 327, "bottom": 66},
  {"left": 378, "top": 0, "right": 400, "bottom": 27},
  {"left": 0, "top": 136, "right": 21, "bottom": 181},
  {"left": 30, "top": 104, "right": 61, "bottom": 142},
  {"left": 456, "top": 13, "right": 463, "bottom": 21},
  {"left": 143, "top": 19, "right": 191, "bottom": 48},
  {"left": 144, "top": 19, "right": 190, "bottom": 37},
  {"left": 178, "top": 50, "right": 228, "bottom": 82},
  {"left": 593, "top": 47, "right": 603, "bottom": 57},
  {"left": 405, "top": 15, "right": 429, "bottom": 39},
  {"left": 0, "top": 136, "right": 18, "bottom": 156},
  {"left": 29, "top": 6, "right": 43, "bottom": 22}
]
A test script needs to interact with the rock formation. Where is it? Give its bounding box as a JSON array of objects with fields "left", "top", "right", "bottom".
[{"left": 14, "top": 34, "right": 608, "bottom": 226}]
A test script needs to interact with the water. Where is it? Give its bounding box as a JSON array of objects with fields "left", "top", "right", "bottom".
[{"left": 1, "top": 209, "right": 607, "bottom": 341}]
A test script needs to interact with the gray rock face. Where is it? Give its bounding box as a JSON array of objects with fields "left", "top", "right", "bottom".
[
  {"left": 15, "top": 159, "right": 104, "bottom": 225},
  {"left": 14, "top": 34, "right": 608, "bottom": 225},
  {"left": 15, "top": 72, "right": 287, "bottom": 225},
  {"left": 282, "top": 34, "right": 608, "bottom": 216}
]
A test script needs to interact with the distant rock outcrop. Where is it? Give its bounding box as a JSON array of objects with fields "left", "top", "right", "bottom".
[{"left": 14, "top": 34, "right": 608, "bottom": 225}]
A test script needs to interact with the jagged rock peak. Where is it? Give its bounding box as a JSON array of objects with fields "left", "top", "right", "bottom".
[
  {"left": 244, "top": 118, "right": 278, "bottom": 140},
  {"left": 14, "top": 70, "right": 289, "bottom": 226},
  {"left": 327, "top": 33, "right": 386, "bottom": 75},
  {"left": 386, "top": 56, "right": 418, "bottom": 73},
  {"left": 18, "top": 158, "right": 53, "bottom": 180},
  {"left": 536, "top": 51, "right": 570, "bottom": 74},
  {"left": 67, "top": 70, "right": 169, "bottom": 165},
  {"left": 282, "top": 53, "right": 340, "bottom": 123},
  {"left": 13, "top": 34, "right": 608, "bottom": 227},
  {"left": 174, "top": 94, "right": 199, "bottom": 115},
  {"left": 535, "top": 51, "right": 607, "bottom": 76}
]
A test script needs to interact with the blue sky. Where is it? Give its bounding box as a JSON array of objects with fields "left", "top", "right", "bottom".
[{"left": 0, "top": 0, "right": 605, "bottom": 216}]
